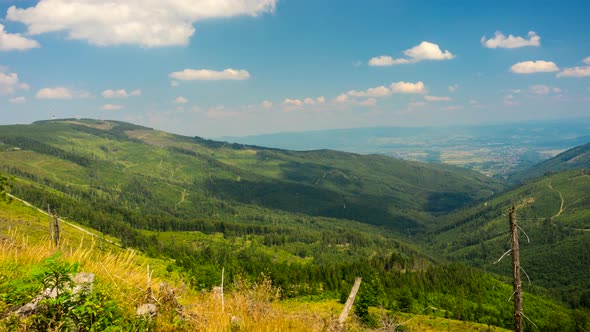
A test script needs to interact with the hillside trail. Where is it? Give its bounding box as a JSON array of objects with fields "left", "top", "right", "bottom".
[
  {"left": 547, "top": 183, "right": 565, "bottom": 218},
  {"left": 6, "top": 193, "right": 121, "bottom": 247}
]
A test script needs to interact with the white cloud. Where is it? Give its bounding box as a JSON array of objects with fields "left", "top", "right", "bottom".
[
  {"left": 9, "top": 96, "right": 26, "bottom": 104},
  {"left": 303, "top": 96, "right": 326, "bottom": 105},
  {"left": 405, "top": 42, "right": 454, "bottom": 61},
  {"left": 36, "top": 87, "right": 73, "bottom": 99},
  {"left": 102, "top": 88, "right": 141, "bottom": 98},
  {"left": 553, "top": 87, "right": 562, "bottom": 93},
  {"left": 346, "top": 85, "right": 391, "bottom": 98},
  {"left": 0, "top": 24, "right": 40, "bottom": 51},
  {"left": 169, "top": 68, "right": 250, "bottom": 81},
  {"left": 359, "top": 98, "right": 377, "bottom": 106},
  {"left": 101, "top": 104, "right": 124, "bottom": 111},
  {"left": 530, "top": 85, "right": 550, "bottom": 95},
  {"left": 6, "top": 0, "right": 276, "bottom": 47},
  {"left": 481, "top": 31, "right": 540, "bottom": 49},
  {"left": 391, "top": 81, "right": 426, "bottom": 94},
  {"left": 261, "top": 100, "right": 273, "bottom": 109},
  {"left": 510, "top": 60, "right": 559, "bottom": 74},
  {"left": 174, "top": 96, "right": 188, "bottom": 104},
  {"left": 557, "top": 66, "right": 590, "bottom": 78},
  {"left": 424, "top": 95, "right": 451, "bottom": 102},
  {"left": 282, "top": 98, "right": 303, "bottom": 107},
  {"left": 0, "top": 69, "right": 29, "bottom": 95},
  {"left": 334, "top": 94, "right": 349, "bottom": 103},
  {"left": 448, "top": 84, "right": 459, "bottom": 93},
  {"left": 369, "top": 41, "right": 454, "bottom": 66},
  {"left": 368, "top": 56, "right": 410, "bottom": 66},
  {"left": 584, "top": 57, "right": 590, "bottom": 65}
]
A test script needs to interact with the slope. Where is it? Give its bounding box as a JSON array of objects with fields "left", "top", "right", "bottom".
[
  {"left": 0, "top": 119, "right": 503, "bottom": 233},
  {"left": 508, "top": 142, "right": 590, "bottom": 183},
  {"left": 429, "top": 169, "right": 590, "bottom": 308},
  {"left": 0, "top": 195, "right": 580, "bottom": 331}
]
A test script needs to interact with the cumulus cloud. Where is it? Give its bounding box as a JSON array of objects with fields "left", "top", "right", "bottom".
[
  {"left": 510, "top": 60, "right": 559, "bottom": 74},
  {"left": 346, "top": 86, "right": 391, "bottom": 98},
  {"left": 169, "top": 68, "right": 250, "bottom": 81},
  {"left": 303, "top": 96, "right": 326, "bottom": 105},
  {"left": 368, "top": 56, "right": 409, "bottom": 66},
  {"left": 174, "top": 96, "right": 188, "bottom": 104},
  {"left": 6, "top": 0, "right": 276, "bottom": 47},
  {"left": 9, "top": 96, "right": 26, "bottom": 104},
  {"left": 282, "top": 98, "right": 303, "bottom": 108},
  {"left": 0, "top": 24, "right": 40, "bottom": 51},
  {"left": 261, "top": 100, "right": 273, "bottom": 109},
  {"left": 584, "top": 57, "right": 590, "bottom": 65},
  {"left": 529, "top": 85, "right": 554, "bottom": 95},
  {"left": 36, "top": 87, "right": 73, "bottom": 99},
  {"left": 369, "top": 41, "right": 454, "bottom": 67},
  {"left": 102, "top": 88, "right": 141, "bottom": 98},
  {"left": 424, "top": 95, "right": 451, "bottom": 102},
  {"left": 0, "top": 69, "right": 29, "bottom": 95},
  {"left": 390, "top": 81, "right": 426, "bottom": 94},
  {"left": 359, "top": 98, "right": 377, "bottom": 106},
  {"left": 481, "top": 31, "right": 540, "bottom": 49},
  {"left": 101, "top": 104, "right": 124, "bottom": 111},
  {"left": 557, "top": 66, "right": 590, "bottom": 78}
]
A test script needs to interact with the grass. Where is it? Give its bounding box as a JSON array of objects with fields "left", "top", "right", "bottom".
[{"left": 0, "top": 199, "right": 339, "bottom": 331}]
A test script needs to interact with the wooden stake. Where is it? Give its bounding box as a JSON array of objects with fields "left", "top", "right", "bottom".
[
  {"left": 338, "top": 277, "right": 362, "bottom": 328},
  {"left": 509, "top": 205, "right": 523, "bottom": 332}
]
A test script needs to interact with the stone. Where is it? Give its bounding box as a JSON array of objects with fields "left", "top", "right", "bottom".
[{"left": 137, "top": 303, "right": 158, "bottom": 317}]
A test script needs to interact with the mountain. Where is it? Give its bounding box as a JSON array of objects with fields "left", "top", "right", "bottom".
[
  {"left": 429, "top": 169, "right": 590, "bottom": 308},
  {"left": 221, "top": 118, "right": 590, "bottom": 177},
  {"left": 0, "top": 119, "right": 502, "bottom": 233},
  {"left": 508, "top": 142, "right": 590, "bottom": 183},
  {"left": 0, "top": 119, "right": 587, "bottom": 330}
]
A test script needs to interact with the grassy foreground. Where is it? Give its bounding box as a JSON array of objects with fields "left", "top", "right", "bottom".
[{"left": 0, "top": 199, "right": 512, "bottom": 331}]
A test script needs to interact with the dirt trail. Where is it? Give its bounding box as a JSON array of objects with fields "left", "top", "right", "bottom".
[
  {"left": 6, "top": 193, "right": 120, "bottom": 247},
  {"left": 547, "top": 183, "right": 565, "bottom": 218}
]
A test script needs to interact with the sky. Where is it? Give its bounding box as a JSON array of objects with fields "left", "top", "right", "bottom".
[{"left": 1, "top": 0, "right": 589, "bottom": 137}]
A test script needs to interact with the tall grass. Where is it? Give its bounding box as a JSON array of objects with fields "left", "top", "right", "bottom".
[{"left": 0, "top": 227, "right": 337, "bottom": 331}]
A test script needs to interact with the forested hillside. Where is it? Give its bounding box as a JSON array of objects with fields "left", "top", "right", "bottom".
[
  {"left": 508, "top": 142, "right": 590, "bottom": 183},
  {"left": 0, "top": 119, "right": 588, "bottom": 330},
  {"left": 430, "top": 169, "right": 590, "bottom": 309},
  {"left": 0, "top": 119, "right": 502, "bottom": 233}
]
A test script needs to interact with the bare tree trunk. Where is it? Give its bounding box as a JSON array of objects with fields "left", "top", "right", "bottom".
[
  {"left": 509, "top": 205, "right": 523, "bottom": 332},
  {"left": 48, "top": 204, "right": 52, "bottom": 243},
  {"left": 338, "top": 277, "right": 362, "bottom": 329},
  {"left": 53, "top": 210, "right": 60, "bottom": 247}
]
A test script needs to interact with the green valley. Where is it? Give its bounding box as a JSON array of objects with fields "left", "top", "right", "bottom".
[{"left": 0, "top": 119, "right": 588, "bottom": 331}]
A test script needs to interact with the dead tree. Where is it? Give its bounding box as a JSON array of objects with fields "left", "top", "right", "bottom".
[
  {"left": 338, "top": 277, "right": 362, "bottom": 330},
  {"left": 509, "top": 205, "right": 523, "bottom": 332},
  {"left": 51, "top": 209, "right": 60, "bottom": 247}
]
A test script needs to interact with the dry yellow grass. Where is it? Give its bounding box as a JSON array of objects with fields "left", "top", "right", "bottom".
[{"left": 0, "top": 224, "right": 338, "bottom": 331}]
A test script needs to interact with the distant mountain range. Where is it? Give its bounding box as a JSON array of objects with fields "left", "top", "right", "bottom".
[{"left": 220, "top": 117, "right": 590, "bottom": 177}]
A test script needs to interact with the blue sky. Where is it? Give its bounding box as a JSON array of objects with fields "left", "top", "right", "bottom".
[{"left": 1, "top": 0, "right": 589, "bottom": 137}]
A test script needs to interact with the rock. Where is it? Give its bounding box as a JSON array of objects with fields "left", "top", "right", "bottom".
[
  {"left": 13, "top": 271, "right": 95, "bottom": 318},
  {"left": 231, "top": 315, "right": 242, "bottom": 327},
  {"left": 72, "top": 273, "right": 94, "bottom": 295},
  {"left": 137, "top": 303, "right": 158, "bottom": 317}
]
